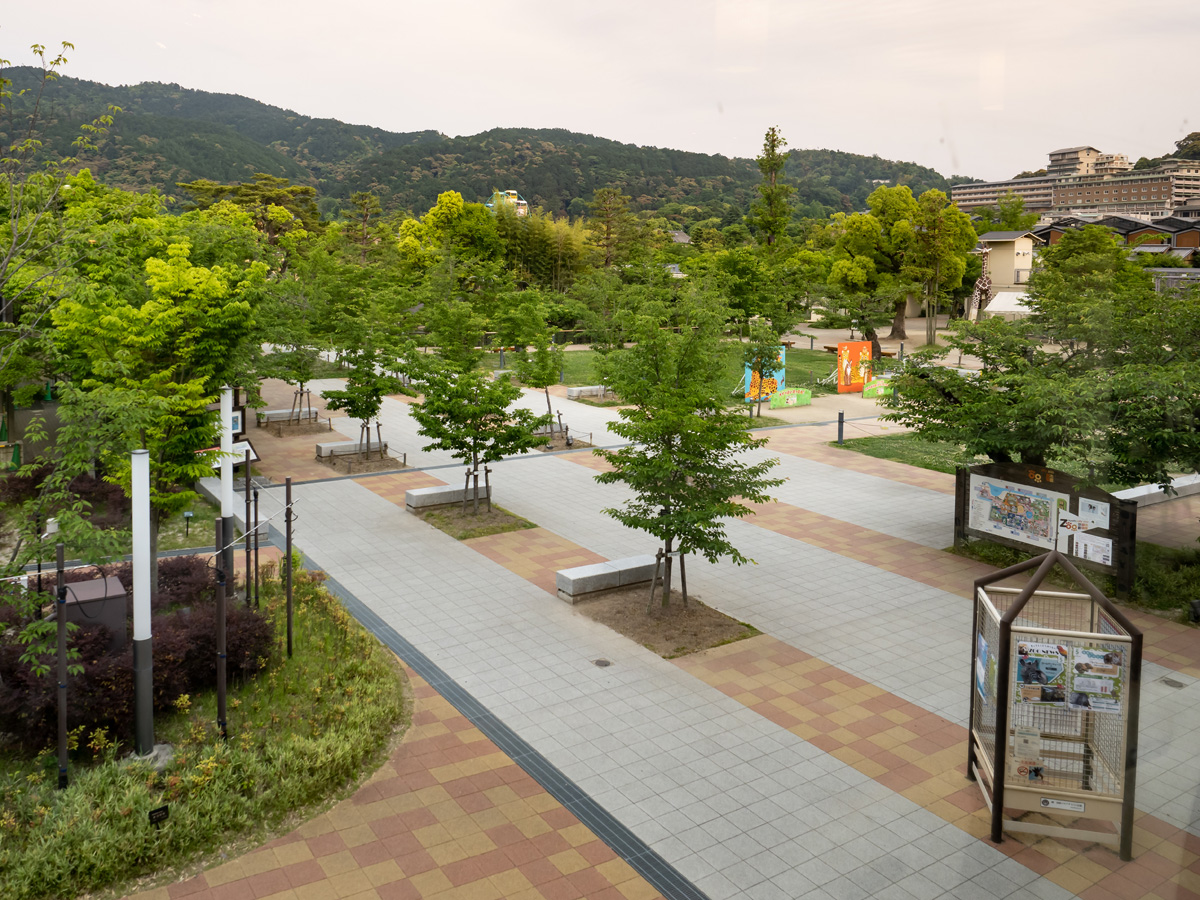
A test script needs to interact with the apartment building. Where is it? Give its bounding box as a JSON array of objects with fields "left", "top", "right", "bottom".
[{"left": 952, "top": 146, "right": 1199, "bottom": 220}]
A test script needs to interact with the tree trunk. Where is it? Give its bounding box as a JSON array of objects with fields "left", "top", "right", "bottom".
[
  {"left": 887, "top": 299, "right": 908, "bottom": 340},
  {"left": 661, "top": 535, "right": 673, "bottom": 609}
]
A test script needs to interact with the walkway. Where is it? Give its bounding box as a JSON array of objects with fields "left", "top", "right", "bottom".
[{"left": 130, "top": 387, "right": 1200, "bottom": 900}]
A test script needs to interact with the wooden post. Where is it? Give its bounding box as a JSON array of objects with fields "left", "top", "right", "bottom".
[
  {"left": 646, "top": 549, "right": 663, "bottom": 614},
  {"left": 484, "top": 466, "right": 492, "bottom": 513},
  {"left": 679, "top": 552, "right": 688, "bottom": 607}
]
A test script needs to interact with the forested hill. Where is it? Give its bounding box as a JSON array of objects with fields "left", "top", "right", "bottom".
[
  {"left": 1, "top": 66, "right": 444, "bottom": 195},
  {"left": 2, "top": 66, "right": 953, "bottom": 218}
]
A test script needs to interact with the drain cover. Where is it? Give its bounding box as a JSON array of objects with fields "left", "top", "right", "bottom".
[
  {"left": 1159, "top": 677, "right": 1186, "bottom": 689},
  {"left": 593, "top": 658, "right": 612, "bottom": 667}
]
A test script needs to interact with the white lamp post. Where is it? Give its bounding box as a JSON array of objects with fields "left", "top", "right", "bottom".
[
  {"left": 132, "top": 449, "right": 153, "bottom": 754},
  {"left": 220, "top": 386, "right": 235, "bottom": 582}
]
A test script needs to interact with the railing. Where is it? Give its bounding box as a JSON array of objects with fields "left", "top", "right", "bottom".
[{"left": 1014, "top": 269, "right": 1032, "bottom": 284}]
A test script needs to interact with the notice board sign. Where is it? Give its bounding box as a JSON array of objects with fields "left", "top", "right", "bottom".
[{"left": 954, "top": 462, "right": 1136, "bottom": 594}]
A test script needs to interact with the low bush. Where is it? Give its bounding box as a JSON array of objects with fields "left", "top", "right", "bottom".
[
  {"left": 0, "top": 558, "right": 273, "bottom": 752},
  {"left": 0, "top": 565, "right": 406, "bottom": 900}
]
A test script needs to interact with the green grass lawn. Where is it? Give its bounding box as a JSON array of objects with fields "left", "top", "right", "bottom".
[{"left": 838, "top": 433, "right": 988, "bottom": 475}]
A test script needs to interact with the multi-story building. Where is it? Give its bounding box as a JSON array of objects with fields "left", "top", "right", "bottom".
[
  {"left": 949, "top": 176, "right": 1055, "bottom": 213},
  {"left": 1049, "top": 160, "right": 1200, "bottom": 219},
  {"left": 952, "top": 147, "right": 1200, "bottom": 220}
]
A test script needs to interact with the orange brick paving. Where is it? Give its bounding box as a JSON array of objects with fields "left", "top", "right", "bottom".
[
  {"left": 556, "top": 450, "right": 615, "bottom": 475},
  {"left": 1136, "top": 494, "right": 1200, "bottom": 550},
  {"left": 677, "top": 636, "right": 1200, "bottom": 900},
  {"left": 124, "top": 669, "right": 662, "bottom": 900},
  {"left": 356, "top": 472, "right": 449, "bottom": 506},
  {"left": 465, "top": 529, "right": 607, "bottom": 597}
]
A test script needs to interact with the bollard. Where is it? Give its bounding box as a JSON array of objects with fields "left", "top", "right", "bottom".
[
  {"left": 899, "top": 341, "right": 905, "bottom": 362},
  {"left": 838, "top": 410, "right": 845, "bottom": 445},
  {"left": 809, "top": 335, "right": 815, "bottom": 351}
]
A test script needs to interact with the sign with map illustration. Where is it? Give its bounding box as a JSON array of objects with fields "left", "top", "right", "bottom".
[
  {"left": 969, "top": 476, "right": 1070, "bottom": 552},
  {"left": 744, "top": 346, "right": 785, "bottom": 403}
]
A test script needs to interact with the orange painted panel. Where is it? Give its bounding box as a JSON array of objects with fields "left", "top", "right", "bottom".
[{"left": 836, "top": 341, "right": 874, "bottom": 393}]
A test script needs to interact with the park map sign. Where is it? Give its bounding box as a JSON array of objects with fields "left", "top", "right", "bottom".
[{"left": 954, "top": 462, "right": 1137, "bottom": 594}]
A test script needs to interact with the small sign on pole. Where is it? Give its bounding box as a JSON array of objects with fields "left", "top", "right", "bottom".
[{"left": 149, "top": 805, "right": 169, "bottom": 829}]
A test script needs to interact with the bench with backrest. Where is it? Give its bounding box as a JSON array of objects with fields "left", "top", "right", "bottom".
[{"left": 555, "top": 555, "right": 661, "bottom": 604}]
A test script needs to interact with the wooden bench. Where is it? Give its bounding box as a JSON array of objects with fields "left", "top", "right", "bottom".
[
  {"left": 315, "top": 440, "right": 389, "bottom": 459},
  {"left": 405, "top": 484, "right": 492, "bottom": 513},
  {"left": 555, "top": 555, "right": 661, "bottom": 605}
]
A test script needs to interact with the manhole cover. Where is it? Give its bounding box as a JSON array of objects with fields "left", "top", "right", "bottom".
[
  {"left": 1159, "top": 677, "right": 1187, "bottom": 689},
  {"left": 593, "top": 658, "right": 612, "bottom": 667}
]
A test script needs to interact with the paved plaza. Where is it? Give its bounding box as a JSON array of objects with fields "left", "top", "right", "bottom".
[{"left": 131, "top": 384, "right": 1200, "bottom": 900}]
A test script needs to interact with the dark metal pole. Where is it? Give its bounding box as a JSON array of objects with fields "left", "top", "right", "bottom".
[
  {"left": 1120, "top": 631, "right": 1143, "bottom": 861},
  {"left": 899, "top": 341, "right": 904, "bottom": 362},
  {"left": 285, "top": 477, "right": 293, "bottom": 659},
  {"left": 243, "top": 450, "right": 251, "bottom": 603},
  {"left": 214, "top": 518, "right": 227, "bottom": 740},
  {"left": 809, "top": 335, "right": 814, "bottom": 350},
  {"left": 837, "top": 410, "right": 845, "bottom": 445},
  {"left": 252, "top": 488, "right": 260, "bottom": 608},
  {"left": 55, "top": 542, "right": 68, "bottom": 789}
]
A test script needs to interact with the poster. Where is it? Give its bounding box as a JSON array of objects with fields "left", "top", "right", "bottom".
[
  {"left": 745, "top": 346, "right": 786, "bottom": 403},
  {"left": 975, "top": 633, "right": 989, "bottom": 700},
  {"left": 1075, "top": 533, "right": 1113, "bottom": 566},
  {"left": 1068, "top": 647, "right": 1122, "bottom": 713},
  {"left": 1013, "top": 727, "right": 1046, "bottom": 783},
  {"left": 969, "top": 475, "right": 1070, "bottom": 551},
  {"left": 769, "top": 387, "right": 811, "bottom": 409},
  {"left": 1079, "top": 498, "right": 1110, "bottom": 530},
  {"left": 836, "top": 341, "right": 873, "bottom": 394},
  {"left": 1013, "top": 641, "right": 1068, "bottom": 707}
]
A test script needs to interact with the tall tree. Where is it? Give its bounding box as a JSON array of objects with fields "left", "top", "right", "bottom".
[
  {"left": 595, "top": 288, "right": 783, "bottom": 608},
  {"left": 743, "top": 320, "right": 782, "bottom": 419},
  {"left": 343, "top": 190, "right": 383, "bottom": 265},
  {"left": 898, "top": 190, "right": 977, "bottom": 345},
  {"left": 508, "top": 300, "right": 565, "bottom": 427},
  {"left": 0, "top": 43, "right": 118, "bottom": 436},
  {"left": 586, "top": 188, "right": 639, "bottom": 268},
  {"left": 747, "top": 126, "right": 794, "bottom": 253}
]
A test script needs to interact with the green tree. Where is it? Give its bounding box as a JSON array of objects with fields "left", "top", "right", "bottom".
[
  {"left": 176, "top": 173, "right": 320, "bottom": 243},
  {"left": 320, "top": 349, "right": 403, "bottom": 459},
  {"left": 743, "top": 320, "right": 782, "bottom": 418},
  {"left": 595, "top": 288, "right": 783, "bottom": 608},
  {"left": 898, "top": 189, "right": 978, "bottom": 345},
  {"left": 586, "top": 188, "right": 639, "bottom": 268},
  {"left": 747, "top": 126, "right": 794, "bottom": 253},
  {"left": 50, "top": 239, "right": 265, "bottom": 595},
  {"left": 0, "top": 44, "right": 118, "bottom": 436},
  {"left": 343, "top": 190, "right": 383, "bottom": 265},
  {"left": 974, "top": 192, "right": 1039, "bottom": 233},
  {"left": 508, "top": 300, "right": 564, "bottom": 426},
  {"left": 409, "top": 366, "right": 550, "bottom": 513}
]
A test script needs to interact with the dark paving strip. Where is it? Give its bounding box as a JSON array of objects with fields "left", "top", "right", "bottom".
[{"left": 278, "top": 531, "right": 711, "bottom": 900}]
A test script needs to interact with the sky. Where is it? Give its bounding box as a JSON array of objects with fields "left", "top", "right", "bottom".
[{"left": 2, "top": 2, "right": 1197, "bottom": 182}]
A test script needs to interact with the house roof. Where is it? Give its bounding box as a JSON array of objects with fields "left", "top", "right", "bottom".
[
  {"left": 977, "top": 230, "right": 1040, "bottom": 242},
  {"left": 1050, "top": 146, "right": 1100, "bottom": 155},
  {"left": 987, "top": 291, "right": 1031, "bottom": 315},
  {"left": 669, "top": 230, "right": 692, "bottom": 244},
  {"left": 1153, "top": 217, "right": 1200, "bottom": 232},
  {"left": 1092, "top": 216, "right": 1154, "bottom": 233}
]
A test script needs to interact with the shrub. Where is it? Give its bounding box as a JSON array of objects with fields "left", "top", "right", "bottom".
[{"left": 0, "top": 557, "right": 272, "bottom": 752}]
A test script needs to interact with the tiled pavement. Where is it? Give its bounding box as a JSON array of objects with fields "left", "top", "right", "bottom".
[
  {"left": 140, "top": 389, "right": 1200, "bottom": 900},
  {"left": 130, "top": 669, "right": 663, "bottom": 900}
]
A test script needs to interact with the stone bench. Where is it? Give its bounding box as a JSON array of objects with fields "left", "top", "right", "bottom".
[
  {"left": 555, "top": 555, "right": 661, "bottom": 605},
  {"left": 566, "top": 385, "right": 607, "bottom": 400},
  {"left": 405, "top": 484, "right": 492, "bottom": 513},
  {"left": 257, "top": 408, "right": 319, "bottom": 425},
  {"left": 315, "top": 440, "right": 389, "bottom": 459}
]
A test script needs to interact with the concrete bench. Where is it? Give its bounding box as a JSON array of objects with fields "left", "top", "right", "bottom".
[
  {"left": 315, "top": 440, "right": 388, "bottom": 459},
  {"left": 555, "top": 555, "right": 661, "bottom": 605},
  {"left": 566, "top": 385, "right": 607, "bottom": 400},
  {"left": 405, "top": 484, "right": 492, "bottom": 513},
  {"left": 258, "top": 408, "right": 318, "bottom": 425}
]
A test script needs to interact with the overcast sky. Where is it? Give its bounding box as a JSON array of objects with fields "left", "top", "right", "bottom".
[{"left": 3, "top": 2, "right": 1196, "bottom": 182}]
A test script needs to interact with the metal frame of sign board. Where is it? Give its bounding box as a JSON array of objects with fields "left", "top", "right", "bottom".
[{"left": 954, "top": 462, "right": 1136, "bottom": 596}]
